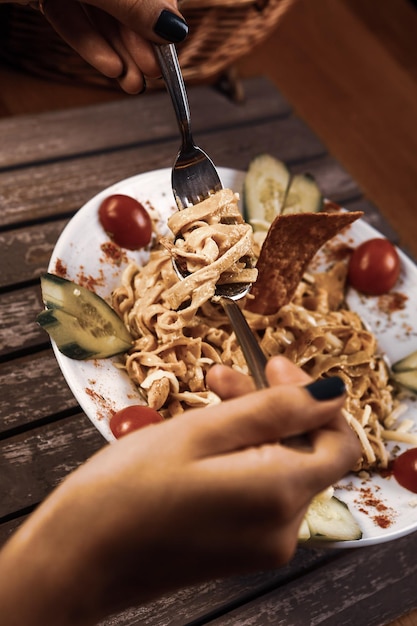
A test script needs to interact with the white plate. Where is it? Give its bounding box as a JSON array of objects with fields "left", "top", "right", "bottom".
[{"left": 48, "top": 167, "right": 417, "bottom": 548}]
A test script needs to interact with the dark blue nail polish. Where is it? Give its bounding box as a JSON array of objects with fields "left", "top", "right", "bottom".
[
  {"left": 154, "top": 10, "right": 188, "bottom": 43},
  {"left": 305, "top": 376, "right": 346, "bottom": 401}
]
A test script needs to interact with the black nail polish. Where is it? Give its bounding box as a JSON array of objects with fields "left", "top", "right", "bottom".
[
  {"left": 154, "top": 10, "right": 188, "bottom": 43},
  {"left": 305, "top": 376, "right": 346, "bottom": 401}
]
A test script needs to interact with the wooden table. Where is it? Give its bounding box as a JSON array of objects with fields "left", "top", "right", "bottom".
[{"left": 1, "top": 76, "right": 416, "bottom": 626}]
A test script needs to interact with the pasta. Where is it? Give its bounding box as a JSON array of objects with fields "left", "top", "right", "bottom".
[
  {"left": 112, "top": 189, "right": 413, "bottom": 471},
  {"left": 159, "top": 188, "right": 257, "bottom": 315}
]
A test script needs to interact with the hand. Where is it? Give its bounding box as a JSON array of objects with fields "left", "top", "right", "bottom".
[
  {"left": 23, "top": 0, "right": 188, "bottom": 93},
  {"left": 0, "top": 357, "right": 360, "bottom": 625}
]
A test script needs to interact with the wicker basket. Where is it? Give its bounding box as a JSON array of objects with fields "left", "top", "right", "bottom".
[{"left": 0, "top": 0, "right": 294, "bottom": 90}]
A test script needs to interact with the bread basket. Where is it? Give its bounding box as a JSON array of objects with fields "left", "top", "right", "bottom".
[{"left": 0, "top": 0, "right": 295, "bottom": 91}]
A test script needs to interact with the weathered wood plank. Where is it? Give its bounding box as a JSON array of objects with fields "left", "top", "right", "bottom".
[
  {"left": 0, "top": 218, "right": 67, "bottom": 289},
  {"left": 0, "top": 350, "right": 79, "bottom": 433},
  {"left": 1, "top": 147, "right": 362, "bottom": 233},
  {"left": 0, "top": 412, "right": 104, "bottom": 517},
  {"left": 0, "top": 115, "right": 328, "bottom": 229},
  {"left": 0, "top": 285, "right": 45, "bottom": 358},
  {"left": 0, "top": 142, "right": 177, "bottom": 229},
  {"left": 211, "top": 114, "right": 327, "bottom": 173},
  {"left": 206, "top": 531, "right": 417, "bottom": 626},
  {"left": 0, "top": 114, "right": 331, "bottom": 289},
  {"left": 0, "top": 78, "right": 291, "bottom": 170},
  {"left": 93, "top": 549, "right": 339, "bottom": 626}
]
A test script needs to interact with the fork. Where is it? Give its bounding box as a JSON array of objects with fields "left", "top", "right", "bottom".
[
  {"left": 155, "top": 43, "right": 268, "bottom": 389},
  {"left": 153, "top": 43, "right": 223, "bottom": 209}
]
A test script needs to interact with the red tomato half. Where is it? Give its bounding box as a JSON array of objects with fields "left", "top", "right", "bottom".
[
  {"left": 393, "top": 448, "right": 417, "bottom": 493},
  {"left": 99, "top": 194, "right": 152, "bottom": 250},
  {"left": 347, "top": 238, "right": 400, "bottom": 296},
  {"left": 110, "top": 405, "right": 163, "bottom": 439}
]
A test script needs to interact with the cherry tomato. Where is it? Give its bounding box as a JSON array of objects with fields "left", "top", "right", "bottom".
[
  {"left": 347, "top": 238, "right": 400, "bottom": 295},
  {"left": 110, "top": 405, "right": 163, "bottom": 439},
  {"left": 99, "top": 194, "right": 152, "bottom": 250},
  {"left": 393, "top": 448, "right": 417, "bottom": 493}
]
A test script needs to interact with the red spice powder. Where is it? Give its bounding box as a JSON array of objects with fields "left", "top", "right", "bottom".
[
  {"left": 378, "top": 292, "right": 408, "bottom": 314},
  {"left": 54, "top": 258, "right": 68, "bottom": 277},
  {"left": 85, "top": 385, "right": 115, "bottom": 421},
  {"left": 373, "top": 515, "right": 392, "bottom": 529},
  {"left": 354, "top": 485, "right": 396, "bottom": 529},
  {"left": 100, "top": 241, "right": 127, "bottom": 266},
  {"left": 76, "top": 266, "right": 105, "bottom": 291}
]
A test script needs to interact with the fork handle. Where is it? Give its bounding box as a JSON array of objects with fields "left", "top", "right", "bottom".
[
  {"left": 153, "top": 43, "right": 192, "bottom": 148},
  {"left": 220, "top": 297, "right": 268, "bottom": 389}
]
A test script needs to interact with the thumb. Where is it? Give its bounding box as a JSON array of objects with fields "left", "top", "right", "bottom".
[
  {"left": 265, "top": 356, "right": 311, "bottom": 386},
  {"left": 185, "top": 382, "right": 346, "bottom": 459},
  {"left": 206, "top": 356, "right": 311, "bottom": 400}
]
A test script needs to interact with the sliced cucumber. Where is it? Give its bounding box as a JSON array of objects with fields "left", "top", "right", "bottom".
[
  {"left": 282, "top": 172, "right": 323, "bottom": 215},
  {"left": 392, "top": 349, "right": 417, "bottom": 373},
  {"left": 243, "top": 154, "right": 291, "bottom": 230},
  {"left": 391, "top": 349, "right": 417, "bottom": 393},
  {"left": 37, "top": 273, "right": 132, "bottom": 360},
  {"left": 303, "top": 495, "right": 362, "bottom": 542},
  {"left": 243, "top": 155, "right": 323, "bottom": 231},
  {"left": 297, "top": 517, "right": 311, "bottom": 542},
  {"left": 391, "top": 370, "right": 417, "bottom": 394}
]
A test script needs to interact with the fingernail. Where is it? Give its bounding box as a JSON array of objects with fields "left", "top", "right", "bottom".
[
  {"left": 154, "top": 10, "right": 188, "bottom": 43},
  {"left": 305, "top": 376, "right": 346, "bottom": 401}
]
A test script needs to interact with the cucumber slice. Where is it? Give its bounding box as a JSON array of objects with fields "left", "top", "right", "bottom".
[
  {"left": 243, "top": 155, "right": 323, "bottom": 232},
  {"left": 37, "top": 273, "right": 132, "bottom": 360},
  {"left": 297, "top": 517, "right": 311, "bottom": 542},
  {"left": 243, "top": 154, "right": 291, "bottom": 230},
  {"left": 392, "top": 349, "right": 417, "bottom": 373},
  {"left": 391, "top": 370, "right": 417, "bottom": 393},
  {"left": 282, "top": 172, "right": 323, "bottom": 215},
  {"left": 304, "top": 495, "right": 362, "bottom": 542}
]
